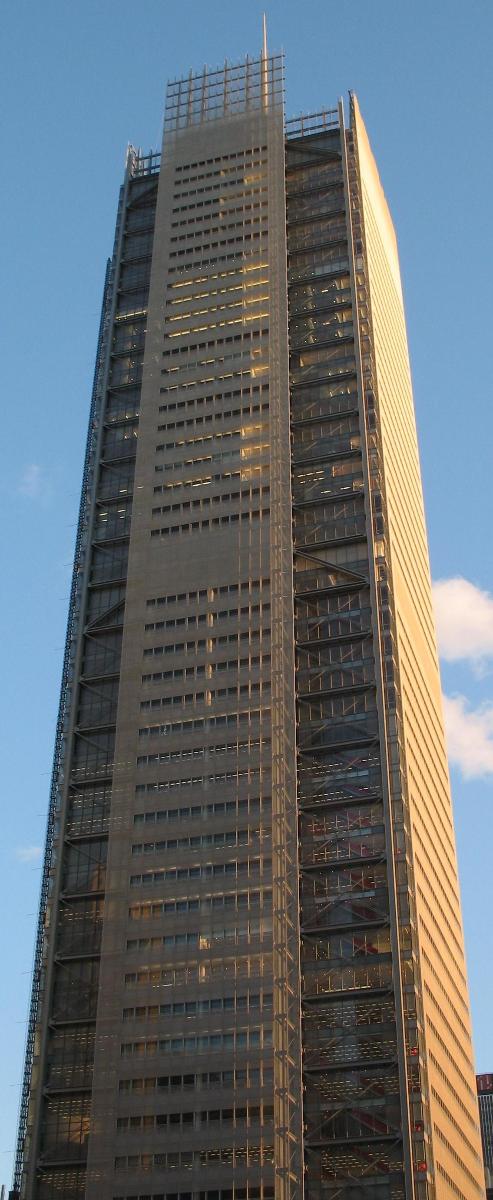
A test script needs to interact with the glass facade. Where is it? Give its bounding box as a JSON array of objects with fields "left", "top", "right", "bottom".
[
  {"left": 477, "top": 1076, "right": 493, "bottom": 1198},
  {"left": 12, "top": 52, "right": 485, "bottom": 1200}
]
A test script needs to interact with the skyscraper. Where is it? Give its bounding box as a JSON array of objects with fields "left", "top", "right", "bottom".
[
  {"left": 13, "top": 45, "right": 485, "bottom": 1200},
  {"left": 477, "top": 1076, "right": 493, "bottom": 1198}
]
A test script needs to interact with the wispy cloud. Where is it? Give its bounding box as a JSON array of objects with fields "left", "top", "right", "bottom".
[
  {"left": 433, "top": 577, "right": 493, "bottom": 667},
  {"left": 15, "top": 845, "right": 43, "bottom": 864},
  {"left": 17, "top": 463, "right": 44, "bottom": 499},
  {"left": 443, "top": 694, "right": 493, "bottom": 780}
]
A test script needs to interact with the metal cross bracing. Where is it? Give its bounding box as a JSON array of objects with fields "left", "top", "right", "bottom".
[
  {"left": 14, "top": 163, "right": 160, "bottom": 1199},
  {"left": 11, "top": 252, "right": 113, "bottom": 1195},
  {"left": 292, "top": 547, "right": 404, "bottom": 1190},
  {"left": 286, "top": 124, "right": 408, "bottom": 1200},
  {"left": 304, "top": 1136, "right": 407, "bottom": 1200}
]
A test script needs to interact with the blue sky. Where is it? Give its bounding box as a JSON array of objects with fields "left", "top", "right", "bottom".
[{"left": 1, "top": 0, "right": 492, "bottom": 1183}]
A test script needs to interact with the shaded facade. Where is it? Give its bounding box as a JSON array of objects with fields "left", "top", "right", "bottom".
[{"left": 13, "top": 50, "right": 485, "bottom": 1200}]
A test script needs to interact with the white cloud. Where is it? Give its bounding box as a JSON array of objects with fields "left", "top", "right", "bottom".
[
  {"left": 18, "top": 463, "right": 43, "bottom": 499},
  {"left": 442, "top": 694, "right": 493, "bottom": 780},
  {"left": 15, "top": 845, "right": 43, "bottom": 864},
  {"left": 433, "top": 577, "right": 493, "bottom": 666}
]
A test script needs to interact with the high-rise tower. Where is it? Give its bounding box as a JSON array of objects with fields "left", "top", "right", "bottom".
[{"left": 13, "top": 48, "right": 485, "bottom": 1200}]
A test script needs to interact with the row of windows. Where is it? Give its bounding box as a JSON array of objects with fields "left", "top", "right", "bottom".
[
  {"left": 168, "top": 231, "right": 266, "bottom": 262},
  {"left": 151, "top": 508, "right": 270, "bottom": 537},
  {"left": 174, "top": 148, "right": 266, "bottom": 174},
  {"left": 157, "top": 400, "right": 269, "bottom": 432},
  {"left": 163, "top": 352, "right": 268, "bottom": 381},
  {"left": 172, "top": 171, "right": 266, "bottom": 196},
  {"left": 164, "top": 325, "right": 269, "bottom": 355},
  {"left": 146, "top": 577, "right": 268, "bottom": 608},
  {"left": 163, "top": 329, "right": 268, "bottom": 360},
  {"left": 133, "top": 795, "right": 268, "bottom": 824},
  {"left": 168, "top": 241, "right": 267, "bottom": 284},
  {"left": 122, "top": 992, "right": 273, "bottom": 1021},
  {"left": 131, "top": 828, "right": 267, "bottom": 854},
  {"left": 128, "top": 909, "right": 272, "bottom": 937},
  {"left": 145, "top": 604, "right": 268, "bottom": 635},
  {"left": 129, "top": 857, "right": 271, "bottom": 887},
  {"left": 157, "top": 992, "right": 272, "bottom": 1017},
  {"left": 135, "top": 772, "right": 263, "bottom": 793},
  {"left": 139, "top": 632, "right": 269, "bottom": 666},
  {"left": 115, "top": 1145, "right": 274, "bottom": 1172},
  {"left": 169, "top": 216, "right": 267, "bottom": 246},
  {"left": 134, "top": 739, "right": 266, "bottom": 772},
  {"left": 121, "top": 1026, "right": 272, "bottom": 1057},
  {"left": 151, "top": 485, "right": 270, "bottom": 516},
  {"left": 158, "top": 365, "right": 264, "bottom": 391},
  {"left": 134, "top": 763, "right": 262, "bottom": 792},
  {"left": 173, "top": 168, "right": 266, "bottom": 194},
  {"left": 158, "top": 382, "right": 267, "bottom": 412},
  {"left": 119, "top": 1063, "right": 272, "bottom": 1095},
  {"left": 139, "top": 681, "right": 269, "bottom": 715},
  {"left": 171, "top": 183, "right": 268, "bottom": 217},
  {"left": 166, "top": 303, "right": 269, "bottom": 340},
  {"left": 123, "top": 954, "right": 271, "bottom": 987},
  {"left": 129, "top": 887, "right": 271, "bottom": 922},
  {"left": 154, "top": 466, "right": 264, "bottom": 495},
  {"left": 165, "top": 300, "right": 266, "bottom": 326},
  {"left": 167, "top": 257, "right": 264, "bottom": 284},
  {"left": 168, "top": 280, "right": 268, "bottom": 314},
  {"left": 165, "top": 292, "right": 268, "bottom": 321},
  {"left": 137, "top": 708, "right": 268, "bottom": 739},
  {"left": 166, "top": 263, "right": 267, "bottom": 296},
  {"left": 170, "top": 201, "right": 268, "bottom": 231},
  {"left": 114, "top": 1184, "right": 274, "bottom": 1200},
  {"left": 141, "top": 653, "right": 270, "bottom": 682},
  {"left": 116, "top": 1103, "right": 274, "bottom": 1132},
  {"left": 155, "top": 447, "right": 268, "bottom": 472}
]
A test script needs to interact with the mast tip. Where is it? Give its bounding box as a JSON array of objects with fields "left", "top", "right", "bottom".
[{"left": 262, "top": 13, "right": 268, "bottom": 59}]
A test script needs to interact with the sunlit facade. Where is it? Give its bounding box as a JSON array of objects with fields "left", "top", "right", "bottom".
[{"left": 13, "top": 49, "right": 485, "bottom": 1200}]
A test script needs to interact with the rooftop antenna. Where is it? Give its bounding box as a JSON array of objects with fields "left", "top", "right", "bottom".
[
  {"left": 261, "top": 13, "right": 268, "bottom": 109},
  {"left": 262, "top": 12, "right": 268, "bottom": 59}
]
